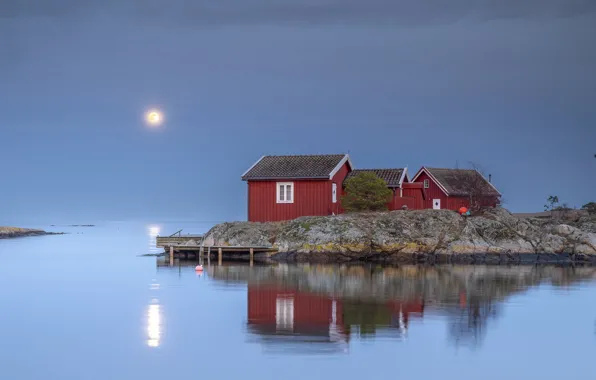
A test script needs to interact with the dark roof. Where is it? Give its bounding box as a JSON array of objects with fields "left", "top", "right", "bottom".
[
  {"left": 344, "top": 169, "right": 405, "bottom": 187},
  {"left": 424, "top": 168, "right": 501, "bottom": 196},
  {"left": 242, "top": 154, "right": 348, "bottom": 180}
]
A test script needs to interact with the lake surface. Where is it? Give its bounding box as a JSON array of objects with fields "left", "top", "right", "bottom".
[{"left": 1, "top": 221, "right": 595, "bottom": 380}]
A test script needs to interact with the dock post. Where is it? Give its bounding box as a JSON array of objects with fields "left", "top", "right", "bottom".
[
  {"left": 218, "top": 248, "right": 223, "bottom": 266},
  {"left": 199, "top": 246, "right": 204, "bottom": 259},
  {"left": 169, "top": 246, "right": 174, "bottom": 267},
  {"left": 250, "top": 248, "right": 254, "bottom": 267},
  {"left": 207, "top": 247, "right": 211, "bottom": 266}
]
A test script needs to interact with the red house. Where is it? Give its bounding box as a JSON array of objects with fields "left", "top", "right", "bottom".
[
  {"left": 411, "top": 167, "right": 501, "bottom": 210},
  {"left": 343, "top": 169, "right": 426, "bottom": 211},
  {"left": 242, "top": 154, "right": 352, "bottom": 222}
]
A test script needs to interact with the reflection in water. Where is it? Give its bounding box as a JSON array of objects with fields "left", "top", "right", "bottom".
[
  {"left": 147, "top": 225, "right": 161, "bottom": 255},
  {"left": 147, "top": 300, "right": 161, "bottom": 347},
  {"left": 146, "top": 278, "right": 163, "bottom": 348},
  {"left": 247, "top": 287, "right": 350, "bottom": 354},
  {"left": 201, "top": 264, "right": 596, "bottom": 353}
]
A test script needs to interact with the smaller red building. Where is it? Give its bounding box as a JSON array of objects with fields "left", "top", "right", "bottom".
[
  {"left": 411, "top": 167, "right": 501, "bottom": 211},
  {"left": 343, "top": 168, "right": 426, "bottom": 210}
]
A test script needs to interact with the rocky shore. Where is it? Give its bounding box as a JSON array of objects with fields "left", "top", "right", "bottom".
[
  {"left": 0, "top": 227, "right": 61, "bottom": 239},
  {"left": 202, "top": 208, "right": 596, "bottom": 264}
]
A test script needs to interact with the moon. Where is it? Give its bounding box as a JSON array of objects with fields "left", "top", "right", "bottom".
[{"left": 145, "top": 110, "right": 163, "bottom": 127}]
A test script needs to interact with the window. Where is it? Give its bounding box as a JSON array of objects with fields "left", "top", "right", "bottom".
[
  {"left": 424, "top": 179, "right": 430, "bottom": 189},
  {"left": 332, "top": 183, "right": 337, "bottom": 203},
  {"left": 276, "top": 182, "right": 294, "bottom": 203}
]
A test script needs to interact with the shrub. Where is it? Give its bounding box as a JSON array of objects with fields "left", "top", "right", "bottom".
[{"left": 341, "top": 172, "right": 393, "bottom": 212}]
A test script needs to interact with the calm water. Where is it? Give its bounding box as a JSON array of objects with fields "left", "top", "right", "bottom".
[{"left": 1, "top": 222, "right": 595, "bottom": 380}]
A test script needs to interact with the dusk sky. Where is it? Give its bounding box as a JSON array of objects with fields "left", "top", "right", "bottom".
[{"left": 1, "top": 1, "right": 595, "bottom": 224}]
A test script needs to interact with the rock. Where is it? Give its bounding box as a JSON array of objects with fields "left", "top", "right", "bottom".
[
  {"left": 0, "top": 227, "right": 61, "bottom": 239},
  {"left": 201, "top": 208, "right": 596, "bottom": 262},
  {"left": 202, "top": 221, "right": 283, "bottom": 247}
]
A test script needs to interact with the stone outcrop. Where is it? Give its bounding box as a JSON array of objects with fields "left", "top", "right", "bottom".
[
  {"left": 0, "top": 227, "right": 57, "bottom": 239},
  {"left": 203, "top": 208, "right": 596, "bottom": 263}
]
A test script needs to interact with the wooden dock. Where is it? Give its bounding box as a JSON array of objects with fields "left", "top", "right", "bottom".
[{"left": 155, "top": 233, "right": 277, "bottom": 266}]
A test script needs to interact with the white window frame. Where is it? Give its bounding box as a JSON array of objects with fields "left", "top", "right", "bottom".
[
  {"left": 276, "top": 182, "right": 294, "bottom": 204},
  {"left": 332, "top": 183, "right": 337, "bottom": 203},
  {"left": 424, "top": 179, "right": 430, "bottom": 189}
]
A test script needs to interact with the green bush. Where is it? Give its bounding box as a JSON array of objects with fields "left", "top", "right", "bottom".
[{"left": 341, "top": 172, "right": 393, "bottom": 212}]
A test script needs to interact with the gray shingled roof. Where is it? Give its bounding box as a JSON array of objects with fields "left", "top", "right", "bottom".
[
  {"left": 242, "top": 154, "right": 347, "bottom": 180},
  {"left": 425, "top": 168, "right": 501, "bottom": 196},
  {"left": 344, "top": 169, "right": 405, "bottom": 188}
]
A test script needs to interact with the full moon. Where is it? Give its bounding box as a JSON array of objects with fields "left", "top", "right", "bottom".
[{"left": 146, "top": 110, "right": 163, "bottom": 127}]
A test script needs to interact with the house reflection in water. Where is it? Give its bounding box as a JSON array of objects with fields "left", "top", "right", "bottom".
[{"left": 246, "top": 285, "right": 424, "bottom": 353}]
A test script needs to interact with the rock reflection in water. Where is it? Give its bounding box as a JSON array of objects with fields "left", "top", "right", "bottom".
[{"left": 206, "top": 264, "right": 596, "bottom": 352}]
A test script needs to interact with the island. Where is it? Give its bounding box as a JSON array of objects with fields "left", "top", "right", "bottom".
[
  {"left": 201, "top": 208, "right": 596, "bottom": 264},
  {"left": 0, "top": 227, "right": 62, "bottom": 239}
]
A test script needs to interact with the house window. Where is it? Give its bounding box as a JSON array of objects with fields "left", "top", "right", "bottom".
[
  {"left": 276, "top": 182, "right": 294, "bottom": 204},
  {"left": 332, "top": 183, "right": 337, "bottom": 203},
  {"left": 424, "top": 179, "right": 430, "bottom": 189}
]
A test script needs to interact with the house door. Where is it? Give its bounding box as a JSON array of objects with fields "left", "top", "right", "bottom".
[{"left": 433, "top": 199, "right": 441, "bottom": 210}]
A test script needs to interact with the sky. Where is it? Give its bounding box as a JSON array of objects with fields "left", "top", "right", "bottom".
[{"left": 1, "top": 0, "right": 595, "bottom": 223}]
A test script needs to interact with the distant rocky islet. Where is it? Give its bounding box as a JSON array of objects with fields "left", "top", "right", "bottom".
[{"left": 0, "top": 227, "right": 63, "bottom": 239}]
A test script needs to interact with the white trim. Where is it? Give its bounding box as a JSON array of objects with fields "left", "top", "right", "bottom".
[
  {"left": 398, "top": 167, "right": 408, "bottom": 188},
  {"left": 411, "top": 167, "right": 450, "bottom": 196},
  {"left": 328, "top": 154, "right": 352, "bottom": 180},
  {"left": 410, "top": 167, "right": 425, "bottom": 182},
  {"left": 332, "top": 183, "right": 337, "bottom": 203},
  {"left": 241, "top": 155, "right": 265, "bottom": 178},
  {"left": 276, "top": 182, "right": 294, "bottom": 203},
  {"left": 475, "top": 170, "right": 502, "bottom": 196}
]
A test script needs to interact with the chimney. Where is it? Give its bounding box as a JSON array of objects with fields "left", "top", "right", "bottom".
[{"left": 489, "top": 174, "right": 492, "bottom": 183}]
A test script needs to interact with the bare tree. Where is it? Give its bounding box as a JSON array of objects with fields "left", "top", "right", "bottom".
[{"left": 457, "top": 162, "right": 497, "bottom": 211}]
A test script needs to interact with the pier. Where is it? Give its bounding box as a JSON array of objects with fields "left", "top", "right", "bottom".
[{"left": 156, "top": 233, "right": 277, "bottom": 266}]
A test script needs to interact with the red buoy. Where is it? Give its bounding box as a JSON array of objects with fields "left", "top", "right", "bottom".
[{"left": 459, "top": 207, "right": 468, "bottom": 215}]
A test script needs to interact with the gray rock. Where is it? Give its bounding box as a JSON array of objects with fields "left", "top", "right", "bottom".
[{"left": 202, "top": 208, "right": 596, "bottom": 261}]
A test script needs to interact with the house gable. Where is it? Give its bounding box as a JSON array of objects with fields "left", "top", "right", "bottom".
[{"left": 411, "top": 167, "right": 450, "bottom": 196}]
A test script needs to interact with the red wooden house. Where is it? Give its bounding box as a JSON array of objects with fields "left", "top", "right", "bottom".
[
  {"left": 242, "top": 154, "right": 352, "bottom": 222},
  {"left": 411, "top": 167, "right": 501, "bottom": 210},
  {"left": 343, "top": 169, "right": 426, "bottom": 210}
]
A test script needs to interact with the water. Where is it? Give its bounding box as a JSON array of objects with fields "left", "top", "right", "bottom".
[{"left": 1, "top": 222, "right": 595, "bottom": 380}]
